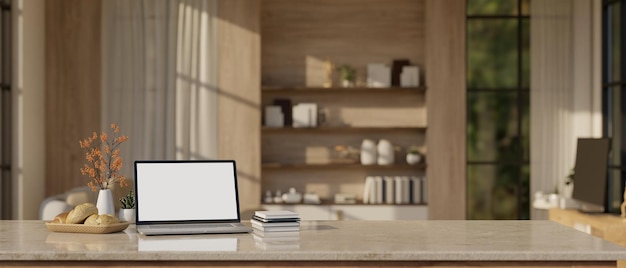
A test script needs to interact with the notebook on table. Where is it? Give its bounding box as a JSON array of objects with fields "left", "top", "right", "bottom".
[{"left": 134, "top": 160, "right": 252, "bottom": 236}]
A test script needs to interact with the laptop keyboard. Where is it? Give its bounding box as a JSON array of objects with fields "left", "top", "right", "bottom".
[{"left": 147, "top": 223, "right": 234, "bottom": 229}]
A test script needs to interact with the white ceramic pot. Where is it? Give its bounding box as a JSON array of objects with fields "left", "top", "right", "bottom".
[
  {"left": 119, "top": 208, "right": 136, "bottom": 223},
  {"left": 377, "top": 139, "right": 394, "bottom": 165},
  {"left": 341, "top": 79, "right": 353, "bottom": 87},
  {"left": 282, "top": 187, "right": 303, "bottom": 203},
  {"left": 406, "top": 153, "right": 421, "bottom": 165},
  {"left": 562, "top": 183, "right": 574, "bottom": 199},
  {"left": 96, "top": 189, "right": 115, "bottom": 215},
  {"left": 360, "top": 139, "right": 377, "bottom": 165}
]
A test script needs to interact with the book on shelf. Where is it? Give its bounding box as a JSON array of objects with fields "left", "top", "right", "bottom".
[
  {"left": 363, "top": 176, "right": 426, "bottom": 204},
  {"left": 410, "top": 176, "right": 422, "bottom": 204}
]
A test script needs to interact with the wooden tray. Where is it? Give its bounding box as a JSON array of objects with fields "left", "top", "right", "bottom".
[{"left": 45, "top": 222, "right": 130, "bottom": 234}]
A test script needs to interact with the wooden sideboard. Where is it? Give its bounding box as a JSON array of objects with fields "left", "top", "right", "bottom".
[
  {"left": 549, "top": 208, "right": 626, "bottom": 268},
  {"left": 548, "top": 208, "right": 626, "bottom": 247}
]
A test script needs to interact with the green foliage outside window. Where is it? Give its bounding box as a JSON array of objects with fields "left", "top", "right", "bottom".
[{"left": 466, "top": 0, "right": 530, "bottom": 220}]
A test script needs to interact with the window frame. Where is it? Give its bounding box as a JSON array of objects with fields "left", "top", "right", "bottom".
[{"left": 466, "top": 0, "right": 530, "bottom": 219}]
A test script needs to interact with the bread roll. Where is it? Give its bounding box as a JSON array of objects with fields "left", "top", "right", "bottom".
[
  {"left": 84, "top": 214, "right": 120, "bottom": 226},
  {"left": 52, "top": 211, "right": 69, "bottom": 223},
  {"left": 66, "top": 203, "right": 98, "bottom": 224}
]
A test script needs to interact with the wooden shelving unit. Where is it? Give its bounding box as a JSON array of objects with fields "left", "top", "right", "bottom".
[
  {"left": 260, "top": 0, "right": 428, "bottom": 220},
  {"left": 262, "top": 126, "right": 427, "bottom": 133}
]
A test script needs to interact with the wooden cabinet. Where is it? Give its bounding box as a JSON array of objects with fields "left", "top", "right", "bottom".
[{"left": 548, "top": 208, "right": 626, "bottom": 247}]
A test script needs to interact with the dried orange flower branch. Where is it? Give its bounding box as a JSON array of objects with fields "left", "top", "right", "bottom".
[{"left": 79, "top": 124, "right": 129, "bottom": 192}]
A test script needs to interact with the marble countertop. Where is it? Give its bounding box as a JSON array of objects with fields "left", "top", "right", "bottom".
[{"left": 1, "top": 220, "right": 626, "bottom": 261}]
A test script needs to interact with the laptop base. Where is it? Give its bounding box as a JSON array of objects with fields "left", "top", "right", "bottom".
[{"left": 137, "top": 223, "right": 252, "bottom": 236}]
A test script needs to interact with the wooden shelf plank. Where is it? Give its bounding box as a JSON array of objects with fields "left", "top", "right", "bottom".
[
  {"left": 261, "top": 201, "right": 428, "bottom": 206},
  {"left": 262, "top": 126, "right": 427, "bottom": 133},
  {"left": 262, "top": 86, "right": 426, "bottom": 93},
  {"left": 262, "top": 163, "right": 427, "bottom": 170}
]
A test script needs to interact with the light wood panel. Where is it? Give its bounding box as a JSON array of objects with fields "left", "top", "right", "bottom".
[
  {"left": 425, "top": 0, "right": 467, "bottom": 219},
  {"left": 261, "top": 0, "right": 425, "bottom": 87},
  {"left": 549, "top": 208, "right": 626, "bottom": 248},
  {"left": 217, "top": 0, "right": 262, "bottom": 218},
  {"left": 45, "top": 0, "right": 102, "bottom": 196}
]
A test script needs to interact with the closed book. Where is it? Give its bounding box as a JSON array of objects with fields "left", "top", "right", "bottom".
[
  {"left": 374, "top": 176, "right": 383, "bottom": 204},
  {"left": 254, "top": 210, "right": 299, "bottom": 219},
  {"left": 252, "top": 215, "right": 300, "bottom": 223},
  {"left": 252, "top": 225, "right": 300, "bottom": 232},
  {"left": 251, "top": 219, "right": 300, "bottom": 227},
  {"left": 410, "top": 176, "right": 422, "bottom": 204},
  {"left": 393, "top": 177, "right": 404, "bottom": 204},
  {"left": 369, "top": 177, "right": 377, "bottom": 204},
  {"left": 401, "top": 176, "right": 410, "bottom": 204},
  {"left": 422, "top": 176, "right": 428, "bottom": 203},
  {"left": 363, "top": 176, "right": 374, "bottom": 204},
  {"left": 384, "top": 177, "right": 395, "bottom": 204}
]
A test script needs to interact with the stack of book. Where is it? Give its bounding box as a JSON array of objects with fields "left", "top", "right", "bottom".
[{"left": 251, "top": 210, "right": 300, "bottom": 232}]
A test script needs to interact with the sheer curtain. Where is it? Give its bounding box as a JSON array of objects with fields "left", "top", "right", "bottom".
[
  {"left": 530, "top": 0, "right": 601, "bottom": 219},
  {"left": 101, "top": 0, "right": 218, "bottom": 178}
]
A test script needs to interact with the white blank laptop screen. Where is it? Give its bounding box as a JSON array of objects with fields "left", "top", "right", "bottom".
[{"left": 136, "top": 161, "right": 239, "bottom": 222}]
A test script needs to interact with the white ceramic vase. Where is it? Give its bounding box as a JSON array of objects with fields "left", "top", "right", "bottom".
[
  {"left": 562, "top": 183, "right": 574, "bottom": 199},
  {"left": 360, "top": 139, "right": 377, "bottom": 165},
  {"left": 119, "top": 208, "right": 136, "bottom": 223},
  {"left": 341, "top": 79, "right": 353, "bottom": 88},
  {"left": 406, "top": 153, "right": 421, "bottom": 165},
  {"left": 377, "top": 139, "right": 394, "bottom": 165},
  {"left": 96, "top": 189, "right": 115, "bottom": 215}
]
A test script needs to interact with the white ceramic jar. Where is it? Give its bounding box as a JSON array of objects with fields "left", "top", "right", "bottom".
[
  {"left": 360, "top": 139, "right": 377, "bottom": 165},
  {"left": 377, "top": 139, "right": 394, "bottom": 165},
  {"left": 406, "top": 153, "right": 421, "bottom": 165}
]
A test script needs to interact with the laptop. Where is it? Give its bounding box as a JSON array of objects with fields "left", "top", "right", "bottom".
[{"left": 134, "top": 160, "right": 252, "bottom": 236}]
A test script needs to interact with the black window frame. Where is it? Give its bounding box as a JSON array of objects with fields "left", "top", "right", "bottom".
[
  {"left": 602, "top": 0, "right": 626, "bottom": 214},
  {"left": 0, "top": 0, "right": 11, "bottom": 220},
  {"left": 466, "top": 0, "right": 531, "bottom": 219}
]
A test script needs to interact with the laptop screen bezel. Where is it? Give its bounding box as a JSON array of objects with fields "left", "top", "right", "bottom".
[{"left": 133, "top": 160, "right": 243, "bottom": 225}]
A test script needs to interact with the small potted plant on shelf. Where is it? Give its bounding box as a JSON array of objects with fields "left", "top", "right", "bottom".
[
  {"left": 119, "top": 190, "right": 135, "bottom": 223},
  {"left": 406, "top": 146, "right": 422, "bottom": 165},
  {"left": 336, "top": 64, "right": 356, "bottom": 87}
]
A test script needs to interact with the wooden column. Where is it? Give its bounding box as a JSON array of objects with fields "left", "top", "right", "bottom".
[
  {"left": 425, "top": 0, "right": 467, "bottom": 219},
  {"left": 217, "top": 0, "right": 262, "bottom": 217},
  {"left": 45, "top": 0, "right": 102, "bottom": 196}
]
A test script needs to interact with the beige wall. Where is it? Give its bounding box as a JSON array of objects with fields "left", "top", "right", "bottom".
[{"left": 12, "top": 0, "right": 46, "bottom": 220}]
